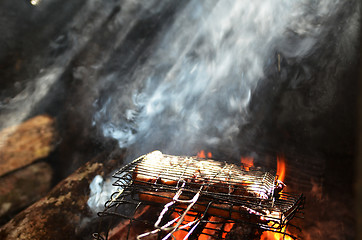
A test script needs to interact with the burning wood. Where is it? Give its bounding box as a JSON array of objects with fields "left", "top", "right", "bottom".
[{"left": 94, "top": 151, "right": 304, "bottom": 240}]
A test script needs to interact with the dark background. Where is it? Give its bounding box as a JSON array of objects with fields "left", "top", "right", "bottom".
[{"left": 0, "top": 1, "right": 360, "bottom": 239}]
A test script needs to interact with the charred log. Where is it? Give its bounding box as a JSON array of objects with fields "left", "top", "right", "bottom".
[
  {"left": 0, "top": 151, "right": 124, "bottom": 240},
  {"left": 0, "top": 115, "right": 59, "bottom": 177},
  {"left": 0, "top": 161, "right": 53, "bottom": 225}
]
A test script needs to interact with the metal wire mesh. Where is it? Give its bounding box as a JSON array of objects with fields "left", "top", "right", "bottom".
[{"left": 93, "top": 151, "right": 304, "bottom": 240}]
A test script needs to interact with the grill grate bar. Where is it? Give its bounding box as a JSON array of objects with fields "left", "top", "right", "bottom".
[{"left": 95, "top": 151, "right": 304, "bottom": 240}]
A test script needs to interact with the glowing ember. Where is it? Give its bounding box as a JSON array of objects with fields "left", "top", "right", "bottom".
[
  {"left": 240, "top": 156, "right": 254, "bottom": 171},
  {"left": 171, "top": 214, "right": 234, "bottom": 239},
  {"left": 260, "top": 228, "right": 293, "bottom": 240},
  {"left": 199, "top": 216, "right": 218, "bottom": 240},
  {"left": 171, "top": 212, "right": 192, "bottom": 239},
  {"left": 221, "top": 221, "right": 235, "bottom": 239},
  {"left": 199, "top": 217, "right": 234, "bottom": 240},
  {"left": 172, "top": 228, "right": 188, "bottom": 239},
  {"left": 276, "top": 154, "right": 286, "bottom": 182}
]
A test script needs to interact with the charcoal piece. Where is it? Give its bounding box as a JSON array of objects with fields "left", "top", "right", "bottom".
[{"left": 224, "top": 223, "right": 263, "bottom": 240}]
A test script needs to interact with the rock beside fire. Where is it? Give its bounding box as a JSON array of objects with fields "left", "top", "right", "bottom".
[
  {"left": 0, "top": 115, "right": 59, "bottom": 177},
  {"left": 0, "top": 161, "right": 53, "bottom": 225}
]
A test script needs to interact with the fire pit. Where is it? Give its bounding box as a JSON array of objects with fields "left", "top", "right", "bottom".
[
  {"left": 93, "top": 151, "right": 304, "bottom": 239},
  {"left": 0, "top": 1, "right": 358, "bottom": 240}
]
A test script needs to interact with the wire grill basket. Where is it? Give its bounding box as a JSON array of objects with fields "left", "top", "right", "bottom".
[{"left": 93, "top": 151, "right": 304, "bottom": 240}]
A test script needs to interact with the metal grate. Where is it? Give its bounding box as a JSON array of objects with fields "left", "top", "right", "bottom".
[{"left": 93, "top": 151, "right": 304, "bottom": 240}]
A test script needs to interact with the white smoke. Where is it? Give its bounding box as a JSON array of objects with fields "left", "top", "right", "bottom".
[
  {"left": 93, "top": 0, "right": 303, "bottom": 157},
  {"left": 89, "top": 2, "right": 360, "bottom": 238},
  {"left": 87, "top": 175, "right": 116, "bottom": 214},
  {"left": 93, "top": 0, "right": 360, "bottom": 159},
  {"left": 0, "top": 0, "right": 118, "bottom": 130}
]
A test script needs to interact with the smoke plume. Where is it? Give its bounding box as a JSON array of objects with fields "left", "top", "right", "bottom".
[{"left": 93, "top": 0, "right": 360, "bottom": 161}]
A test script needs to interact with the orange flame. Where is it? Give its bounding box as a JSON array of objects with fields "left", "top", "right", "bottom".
[
  {"left": 260, "top": 227, "right": 293, "bottom": 240},
  {"left": 171, "top": 214, "right": 235, "bottom": 239},
  {"left": 276, "top": 154, "right": 286, "bottom": 182},
  {"left": 260, "top": 154, "right": 290, "bottom": 240},
  {"left": 199, "top": 217, "right": 235, "bottom": 240},
  {"left": 171, "top": 213, "right": 192, "bottom": 239},
  {"left": 221, "top": 221, "right": 235, "bottom": 239},
  {"left": 197, "top": 150, "right": 212, "bottom": 159},
  {"left": 197, "top": 150, "right": 206, "bottom": 158},
  {"left": 172, "top": 229, "right": 188, "bottom": 239},
  {"left": 240, "top": 156, "right": 254, "bottom": 171}
]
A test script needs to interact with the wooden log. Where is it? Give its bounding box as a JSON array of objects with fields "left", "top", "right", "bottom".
[
  {"left": 0, "top": 151, "right": 123, "bottom": 240},
  {"left": 0, "top": 115, "right": 59, "bottom": 177},
  {"left": 0, "top": 162, "right": 53, "bottom": 224}
]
